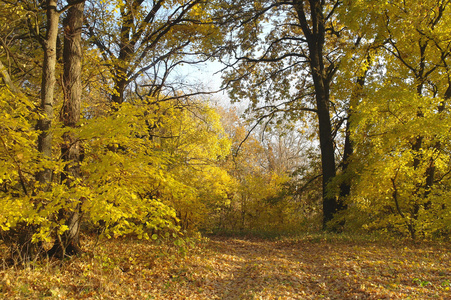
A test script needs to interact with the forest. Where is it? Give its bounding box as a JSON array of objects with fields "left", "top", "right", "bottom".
[{"left": 0, "top": 0, "right": 451, "bottom": 299}]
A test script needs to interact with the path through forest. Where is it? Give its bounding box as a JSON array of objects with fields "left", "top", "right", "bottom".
[
  {"left": 0, "top": 235, "right": 450, "bottom": 299},
  {"left": 184, "top": 237, "right": 450, "bottom": 299}
]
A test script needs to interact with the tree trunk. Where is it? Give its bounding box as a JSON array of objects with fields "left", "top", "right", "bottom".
[
  {"left": 339, "top": 119, "right": 352, "bottom": 201},
  {"left": 339, "top": 63, "right": 369, "bottom": 205},
  {"left": 316, "top": 85, "right": 338, "bottom": 229},
  {"left": 49, "top": 0, "right": 85, "bottom": 258},
  {"left": 112, "top": 74, "right": 128, "bottom": 104},
  {"left": 11, "top": 0, "right": 62, "bottom": 263},
  {"left": 37, "top": 0, "right": 59, "bottom": 186},
  {"left": 293, "top": 0, "right": 339, "bottom": 228}
]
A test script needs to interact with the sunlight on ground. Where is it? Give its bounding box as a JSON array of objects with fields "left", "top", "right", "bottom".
[{"left": 1, "top": 235, "right": 450, "bottom": 299}]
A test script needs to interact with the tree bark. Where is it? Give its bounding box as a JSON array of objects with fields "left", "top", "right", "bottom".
[
  {"left": 9, "top": 0, "right": 62, "bottom": 262},
  {"left": 49, "top": 0, "right": 85, "bottom": 258},
  {"left": 37, "top": 0, "right": 60, "bottom": 186},
  {"left": 293, "top": 0, "right": 339, "bottom": 228}
]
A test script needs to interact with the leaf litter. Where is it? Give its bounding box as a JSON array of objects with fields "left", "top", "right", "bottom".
[{"left": 0, "top": 234, "right": 450, "bottom": 299}]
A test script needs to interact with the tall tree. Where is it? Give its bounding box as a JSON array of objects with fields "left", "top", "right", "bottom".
[
  {"left": 292, "top": 0, "right": 338, "bottom": 227},
  {"left": 49, "top": 0, "right": 86, "bottom": 257},
  {"left": 36, "top": 0, "right": 60, "bottom": 186},
  {"left": 0, "top": 0, "right": 87, "bottom": 260},
  {"left": 216, "top": 0, "right": 345, "bottom": 228}
]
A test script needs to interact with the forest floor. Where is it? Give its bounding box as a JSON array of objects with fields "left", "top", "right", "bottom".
[{"left": 0, "top": 234, "right": 450, "bottom": 299}]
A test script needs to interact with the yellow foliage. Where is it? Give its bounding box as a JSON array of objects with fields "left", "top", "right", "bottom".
[{"left": 340, "top": 0, "right": 451, "bottom": 238}]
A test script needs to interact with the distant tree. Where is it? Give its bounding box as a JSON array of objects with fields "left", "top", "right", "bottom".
[{"left": 210, "top": 108, "right": 312, "bottom": 234}]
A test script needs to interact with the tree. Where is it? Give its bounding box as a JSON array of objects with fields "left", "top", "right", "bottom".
[
  {"left": 292, "top": 0, "right": 340, "bottom": 227},
  {"left": 0, "top": 0, "right": 84, "bottom": 260},
  {"left": 85, "top": 0, "right": 221, "bottom": 105},
  {"left": 0, "top": 0, "right": 234, "bottom": 261},
  {"left": 209, "top": 108, "right": 312, "bottom": 234},
  {"left": 135, "top": 99, "right": 233, "bottom": 231},
  {"left": 215, "top": 0, "right": 347, "bottom": 228},
  {"left": 344, "top": 0, "right": 451, "bottom": 238},
  {"left": 36, "top": 0, "right": 60, "bottom": 186},
  {"left": 49, "top": 0, "right": 85, "bottom": 257}
]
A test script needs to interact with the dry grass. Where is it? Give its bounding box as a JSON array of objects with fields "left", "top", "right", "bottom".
[{"left": 0, "top": 234, "right": 450, "bottom": 299}]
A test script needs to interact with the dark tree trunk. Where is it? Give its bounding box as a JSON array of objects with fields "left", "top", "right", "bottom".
[
  {"left": 339, "top": 119, "right": 352, "bottom": 201},
  {"left": 293, "top": 0, "right": 339, "bottom": 228},
  {"left": 316, "top": 85, "right": 338, "bottom": 228},
  {"left": 110, "top": 2, "right": 136, "bottom": 105},
  {"left": 112, "top": 76, "right": 127, "bottom": 104},
  {"left": 339, "top": 64, "right": 369, "bottom": 206}
]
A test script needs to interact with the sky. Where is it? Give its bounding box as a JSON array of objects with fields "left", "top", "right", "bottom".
[{"left": 180, "top": 60, "right": 231, "bottom": 106}]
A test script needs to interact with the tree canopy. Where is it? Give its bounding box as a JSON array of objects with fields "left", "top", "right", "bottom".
[{"left": 1, "top": 0, "right": 451, "bottom": 262}]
